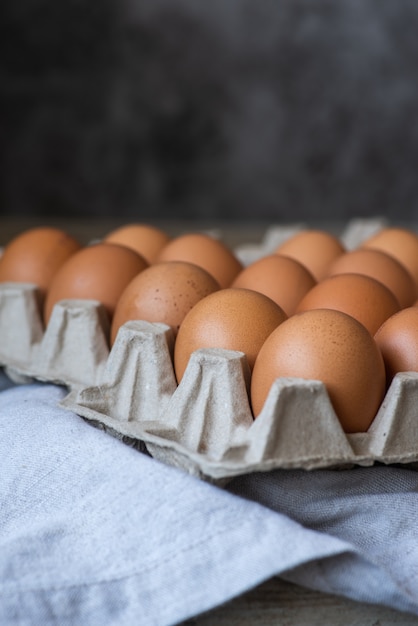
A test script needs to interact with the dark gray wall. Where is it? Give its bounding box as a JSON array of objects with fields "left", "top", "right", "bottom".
[{"left": 2, "top": 0, "right": 418, "bottom": 222}]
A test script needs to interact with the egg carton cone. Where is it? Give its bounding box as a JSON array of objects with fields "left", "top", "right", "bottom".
[
  {"left": 340, "top": 216, "right": 390, "bottom": 250},
  {"left": 1, "top": 216, "right": 414, "bottom": 483},
  {"left": 0, "top": 282, "right": 110, "bottom": 388},
  {"left": 234, "top": 222, "right": 307, "bottom": 265}
]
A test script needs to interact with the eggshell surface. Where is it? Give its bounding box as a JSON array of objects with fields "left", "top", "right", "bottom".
[
  {"left": 0, "top": 227, "right": 81, "bottom": 296},
  {"left": 174, "top": 288, "right": 287, "bottom": 382},
  {"left": 374, "top": 307, "right": 418, "bottom": 386},
  {"left": 110, "top": 261, "right": 220, "bottom": 344},
  {"left": 326, "top": 248, "right": 417, "bottom": 308},
  {"left": 296, "top": 273, "right": 400, "bottom": 335},
  {"left": 103, "top": 223, "right": 171, "bottom": 264},
  {"left": 251, "top": 308, "right": 386, "bottom": 433},
  {"left": 157, "top": 232, "right": 243, "bottom": 288},
  {"left": 44, "top": 243, "right": 149, "bottom": 325},
  {"left": 274, "top": 229, "right": 346, "bottom": 281},
  {"left": 231, "top": 254, "right": 316, "bottom": 316},
  {"left": 361, "top": 227, "right": 418, "bottom": 293}
]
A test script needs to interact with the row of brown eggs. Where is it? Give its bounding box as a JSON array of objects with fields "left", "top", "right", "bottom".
[{"left": 1, "top": 223, "right": 418, "bottom": 437}]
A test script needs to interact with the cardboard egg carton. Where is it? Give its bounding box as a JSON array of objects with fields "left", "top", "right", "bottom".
[
  {"left": 61, "top": 323, "right": 418, "bottom": 481},
  {"left": 2, "top": 216, "right": 415, "bottom": 484}
]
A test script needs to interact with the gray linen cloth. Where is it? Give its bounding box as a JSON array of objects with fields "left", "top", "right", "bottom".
[{"left": 1, "top": 379, "right": 418, "bottom": 625}]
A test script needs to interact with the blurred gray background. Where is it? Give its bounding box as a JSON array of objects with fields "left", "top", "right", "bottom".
[{"left": 2, "top": 0, "right": 418, "bottom": 222}]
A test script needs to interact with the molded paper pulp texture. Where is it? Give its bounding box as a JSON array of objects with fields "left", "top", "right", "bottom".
[{"left": 2, "top": 218, "right": 414, "bottom": 482}]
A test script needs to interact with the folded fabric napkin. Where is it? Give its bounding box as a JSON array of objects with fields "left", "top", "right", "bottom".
[{"left": 1, "top": 378, "right": 418, "bottom": 625}]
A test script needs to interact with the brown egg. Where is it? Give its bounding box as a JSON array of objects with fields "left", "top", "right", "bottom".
[
  {"left": 274, "top": 229, "right": 346, "bottom": 281},
  {"left": 360, "top": 227, "right": 418, "bottom": 293},
  {"left": 326, "top": 248, "right": 416, "bottom": 308},
  {"left": 231, "top": 254, "right": 316, "bottom": 316},
  {"left": 174, "top": 288, "right": 287, "bottom": 382},
  {"left": 156, "top": 232, "right": 243, "bottom": 288},
  {"left": 374, "top": 307, "right": 418, "bottom": 386},
  {"left": 251, "top": 308, "right": 386, "bottom": 433},
  {"left": 103, "top": 223, "right": 171, "bottom": 264},
  {"left": 296, "top": 273, "right": 400, "bottom": 335},
  {"left": 110, "top": 261, "right": 220, "bottom": 345},
  {"left": 0, "top": 227, "right": 81, "bottom": 296},
  {"left": 44, "top": 243, "right": 149, "bottom": 325}
]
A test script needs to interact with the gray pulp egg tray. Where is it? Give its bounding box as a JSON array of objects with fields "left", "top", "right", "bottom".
[{"left": 2, "top": 217, "right": 415, "bottom": 483}]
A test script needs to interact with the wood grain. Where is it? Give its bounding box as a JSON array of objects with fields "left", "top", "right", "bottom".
[{"left": 183, "top": 577, "right": 418, "bottom": 625}]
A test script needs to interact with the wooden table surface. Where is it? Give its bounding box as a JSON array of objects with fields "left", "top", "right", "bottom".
[
  {"left": 0, "top": 215, "right": 272, "bottom": 247},
  {"left": 1, "top": 215, "right": 417, "bottom": 626},
  {"left": 186, "top": 577, "right": 418, "bottom": 625}
]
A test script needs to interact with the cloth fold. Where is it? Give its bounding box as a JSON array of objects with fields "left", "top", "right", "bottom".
[
  {"left": 1, "top": 380, "right": 418, "bottom": 625},
  {"left": 229, "top": 467, "right": 418, "bottom": 609}
]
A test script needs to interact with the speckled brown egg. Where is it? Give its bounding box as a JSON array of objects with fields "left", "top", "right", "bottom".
[
  {"left": 103, "top": 223, "right": 171, "bottom": 264},
  {"left": 44, "top": 243, "right": 149, "bottom": 325},
  {"left": 110, "top": 261, "right": 220, "bottom": 345},
  {"left": 374, "top": 306, "right": 418, "bottom": 387},
  {"left": 157, "top": 232, "right": 243, "bottom": 288},
  {"left": 326, "top": 247, "right": 417, "bottom": 309},
  {"left": 360, "top": 227, "right": 418, "bottom": 293},
  {"left": 174, "top": 288, "right": 287, "bottom": 382},
  {"left": 274, "top": 229, "right": 346, "bottom": 281},
  {"left": 231, "top": 254, "right": 316, "bottom": 317},
  {"left": 296, "top": 273, "right": 400, "bottom": 335},
  {"left": 251, "top": 308, "right": 386, "bottom": 433},
  {"left": 0, "top": 227, "right": 81, "bottom": 296}
]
